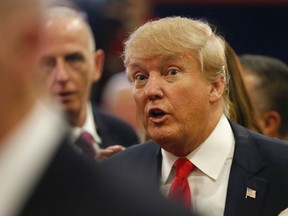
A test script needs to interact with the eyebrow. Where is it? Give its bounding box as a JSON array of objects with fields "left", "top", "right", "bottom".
[
  {"left": 65, "top": 52, "right": 85, "bottom": 59},
  {"left": 128, "top": 62, "right": 145, "bottom": 70},
  {"left": 128, "top": 53, "right": 190, "bottom": 75}
]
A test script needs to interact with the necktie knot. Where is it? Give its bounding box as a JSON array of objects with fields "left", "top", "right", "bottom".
[
  {"left": 75, "top": 131, "right": 97, "bottom": 158},
  {"left": 79, "top": 131, "right": 94, "bottom": 144},
  {"left": 174, "top": 158, "right": 194, "bottom": 179}
]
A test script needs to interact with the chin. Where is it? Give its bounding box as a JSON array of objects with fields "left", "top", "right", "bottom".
[
  {"left": 149, "top": 130, "right": 175, "bottom": 144},
  {"left": 61, "top": 104, "right": 79, "bottom": 115}
]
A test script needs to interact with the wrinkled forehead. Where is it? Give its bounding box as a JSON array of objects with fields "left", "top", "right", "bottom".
[
  {"left": 127, "top": 53, "right": 190, "bottom": 65},
  {"left": 125, "top": 47, "right": 198, "bottom": 69}
]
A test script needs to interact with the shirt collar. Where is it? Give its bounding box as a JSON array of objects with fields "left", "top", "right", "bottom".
[
  {"left": 161, "top": 114, "right": 234, "bottom": 183},
  {"left": 70, "top": 103, "right": 102, "bottom": 144}
]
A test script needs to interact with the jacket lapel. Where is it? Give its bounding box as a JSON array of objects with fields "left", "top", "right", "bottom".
[
  {"left": 139, "top": 141, "right": 163, "bottom": 187},
  {"left": 92, "top": 109, "right": 115, "bottom": 148},
  {"left": 224, "top": 121, "right": 268, "bottom": 216}
]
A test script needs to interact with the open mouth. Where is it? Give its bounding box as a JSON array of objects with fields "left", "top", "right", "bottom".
[{"left": 148, "top": 108, "right": 166, "bottom": 118}]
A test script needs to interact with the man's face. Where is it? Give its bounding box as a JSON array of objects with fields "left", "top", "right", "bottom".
[
  {"left": 241, "top": 72, "right": 267, "bottom": 131},
  {"left": 39, "top": 18, "right": 96, "bottom": 116},
  {"left": 127, "top": 54, "right": 217, "bottom": 156},
  {"left": 241, "top": 72, "right": 263, "bottom": 114}
]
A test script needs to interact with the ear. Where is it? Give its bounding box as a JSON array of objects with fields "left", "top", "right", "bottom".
[
  {"left": 209, "top": 76, "right": 225, "bottom": 103},
  {"left": 261, "top": 110, "right": 281, "bottom": 138},
  {"left": 92, "top": 49, "right": 105, "bottom": 82}
]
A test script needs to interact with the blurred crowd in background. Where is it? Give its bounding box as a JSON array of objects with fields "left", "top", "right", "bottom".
[
  {"left": 65, "top": 0, "right": 288, "bottom": 105},
  {"left": 61, "top": 0, "right": 288, "bottom": 139}
]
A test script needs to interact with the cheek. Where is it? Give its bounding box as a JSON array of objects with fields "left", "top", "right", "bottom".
[
  {"left": 134, "top": 96, "right": 144, "bottom": 114},
  {"left": 74, "top": 64, "right": 90, "bottom": 82},
  {"left": 45, "top": 72, "right": 57, "bottom": 91},
  {"left": 72, "top": 68, "right": 91, "bottom": 91},
  {"left": 70, "top": 58, "right": 92, "bottom": 82},
  {"left": 173, "top": 84, "right": 209, "bottom": 115},
  {"left": 132, "top": 90, "right": 146, "bottom": 115}
]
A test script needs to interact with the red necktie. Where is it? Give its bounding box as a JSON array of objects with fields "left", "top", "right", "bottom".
[
  {"left": 75, "top": 131, "right": 97, "bottom": 159},
  {"left": 168, "top": 158, "right": 194, "bottom": 209}
]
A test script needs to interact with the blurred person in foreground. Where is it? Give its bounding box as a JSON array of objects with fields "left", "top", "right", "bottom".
[
  {"left": 39, "top": 6, "right": 139, "bottom": 162},
  {"left": 0, "top": 1, "right": 197, "bottom": 216},
  {"left": 104, "top": 16, "right": 288, "bottom": 216},
  {"left": 240, "top": 54, "right": 288, "bottom": 141}
]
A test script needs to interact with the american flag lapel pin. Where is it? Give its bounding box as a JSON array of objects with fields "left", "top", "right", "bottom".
[{"left": 245, "top": 187, "right": 256, "bottom": 199}]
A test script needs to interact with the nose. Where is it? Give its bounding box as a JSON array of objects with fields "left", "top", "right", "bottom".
[
  {"left": 144, "top": 75, "right": 163, "bottom": 100},
  {"left": 54, "top": 59, "right": 69, "bottom": 82}
]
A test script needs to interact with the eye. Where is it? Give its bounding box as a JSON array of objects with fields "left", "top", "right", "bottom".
[
  {"left": 65, "top": 53, "right": 84, "bottom": 63},
  {"left": 135, "top": 73, "right": 147, "bottom": 81},
  {"left": 40, "top": 57, "right": 56, "bottom": 72},
  {"left": 41, "top": 58, "right": 55, "bottom": 67},
  {"left": 167, "top": 68, "right": 179, "bottom": 76},
  {"left": 132, "top": 72, "right": 148, "bottom": 88}
]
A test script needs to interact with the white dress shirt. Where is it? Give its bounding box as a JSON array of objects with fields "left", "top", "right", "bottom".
[
  {"left": 161, "top": 114, "right": 235, "bottom": 216},
  {"left": 0, "top": 102, "right": 67, "bottom": 216},
  {"left": 70, "top": 103, "right": 102, "bottom": 151}
]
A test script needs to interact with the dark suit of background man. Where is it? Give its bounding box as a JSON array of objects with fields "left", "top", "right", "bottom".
[
  {"left": 39, "top": 6, "right": 139, "bottom": 162},
  {"left": 104, "top": 16, "right": 288, "bottom": 216},
  {"left": 0, "top": 1, "right": 199, "bottom": 216}
]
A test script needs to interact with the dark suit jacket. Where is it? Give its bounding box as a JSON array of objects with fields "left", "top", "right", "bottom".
[
  {"left": 20, "top": 135, "right": 194, "bottom": 216},
  {"left": 104, "top": 120, "right": 288, "bottom": 216},
  {"left": 93, "top": 107, "right": 139, "bottom": 148}
]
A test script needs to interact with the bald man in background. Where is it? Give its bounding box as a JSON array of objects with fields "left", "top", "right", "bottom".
[
  {"left": 40, "top": 6, "right": 139, "bottom": 162},
  {"left": 0, "top": 1, "right": 196, "bottom": 216}
]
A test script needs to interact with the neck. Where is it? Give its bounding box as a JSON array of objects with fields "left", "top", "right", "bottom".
[{"left": 66, "top": 106, "right": 87, "bottom": 128}]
